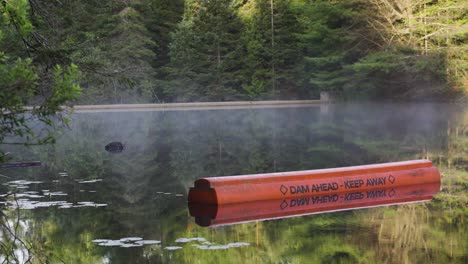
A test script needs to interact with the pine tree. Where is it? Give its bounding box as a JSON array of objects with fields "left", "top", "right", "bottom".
[
  {"left": 240, "top": 0, "right": 302, "bottom": 99},
  {"left": 165, "top": 0, "right": 244, "bottom": 101},
  {"left": 101, "top": 3, "right": 157, "bottom": 103},
  {"left": 35, "top": 1, "right": 157, "bottom": 103},
  {"left": 139, "top": 0, "right": 185, "bottom": 102},
  {"left": 164, "top": 20, "right": 203, "bottom": 101},
  {"left": 297, "top": 0, "right": 367, "bottom": 96}
]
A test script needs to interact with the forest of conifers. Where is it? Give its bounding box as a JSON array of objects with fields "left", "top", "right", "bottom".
[{"left": 1, "top": 0, "right": 467, "bottom": 105}]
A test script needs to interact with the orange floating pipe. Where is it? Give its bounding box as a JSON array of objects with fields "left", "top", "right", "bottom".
[
  {"left": 189, "top": 183, "right": 440, "bottom": 227},
  {"left": 188, "top": 160, "right": 440, "bottom": 204}
]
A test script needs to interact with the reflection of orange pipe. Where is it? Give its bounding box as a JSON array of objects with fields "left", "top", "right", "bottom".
[
  {"left": 189, "top": 183, "right": 440, "bottom": 227},
  {"left": 188, "top": 160, "right": 440, "bottom": 204}
]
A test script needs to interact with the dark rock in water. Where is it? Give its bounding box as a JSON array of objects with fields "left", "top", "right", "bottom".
[{"left": 105, "top": 142, "right": 124, "bottom": 153}]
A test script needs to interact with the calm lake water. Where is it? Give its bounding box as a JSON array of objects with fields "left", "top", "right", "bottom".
[{"left": 1, "top": 103, "right": 467, "bottom": 263}]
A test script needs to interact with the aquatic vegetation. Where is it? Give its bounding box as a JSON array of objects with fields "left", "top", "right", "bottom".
[{"left": 0, "top": 104, "right": 466, "bottom": 263}]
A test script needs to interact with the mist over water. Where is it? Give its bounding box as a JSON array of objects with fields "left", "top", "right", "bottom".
[{"left": 0, "top": 103, "right": 466, "bottom": 263}]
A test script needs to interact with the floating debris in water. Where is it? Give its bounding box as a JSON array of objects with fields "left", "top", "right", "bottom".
[
  {"left": 120, "top": 237, "right": 143, "bottom": 242},
  {"left": 14, "top": 193, "right": 45, "bottom": 199},
  {"left": 164, "top": 192, "right": 171, "bottom": 195},
  {"left": 175, "top": 237, "right": 206, "bottom": 243},
  {"left": 120, "top": 244, "right": 140, "bottom": 248},
  {"left": 78, "top": 201, "right": 95, "bottom": 205},
  {"left": 92, "top": 239, "right": 109, "bottom": 243},
  {"left": 6, "top": 180, "right": 43, "bottom": 185},
  {"left": 5, "top": 197, "right": 107, "bottom": 210},
  {"left": 92, "top": 237, "right": 159, "bottom": 248},
  {"left": 226, "top": 242, "right": 250, "bottom": 248},
  {"left": 58, "top": 204, "right": 74, "bottom": 209},
  {"left": 135, "top": 240, "right": 161, "bottom": 245},
  {"left": 11, "top": 200, "right": 69, "bottom": 210},
  {"left": 172, "top": 237, "right": 249, "bottom": 250},
  {"left": 98, "top": 240, "right": 127, "bottom": 247},
  {"left": 52, "top": 180, "right": 60, "bottom": 183},
  {"left": 92, "top": 237, "right": 245, "bottom": 250},
  {"left": 78, "top": 179, "right": 103, "bottom": 184},
  {"left": 192, "top": 242, "right": 250, "bottom": 250},
  {"left": 92, "top": 204, "right": 108, "bottom": 207},
  {"left": 164, "top": 246, "right": 182, "bottom": 251},
  {"left": 73, "top": 202, "right": 107, "bottom": 208},
  {"left": 43, "top": 191, "right": 68, "bottom": 196},
  {"left": 105, "top": 142, "right": 125, "bottom": 153}
]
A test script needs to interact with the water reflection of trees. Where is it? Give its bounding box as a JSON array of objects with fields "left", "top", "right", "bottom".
[
  {"left": 0, "top": 104, "right": 466, "bottom": 263},
  {"left": 0, "top": 198, "right": 34, "bottom": 263},
  {"left": 163, "top": 104, "right": 467, "bottom": 264}
]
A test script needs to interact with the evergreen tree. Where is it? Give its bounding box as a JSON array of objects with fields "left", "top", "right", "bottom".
[
  {"left": 35, "top": 1, "right": 157, "bottom": 103},
  {"left": 165, "top": 0, "right": 244, "bottom": 101},
  {"left": 240, "top": 0, "right": 302, "bottom": 99},
  {"left": 100, "top": 3, "right": 157, "bottom": 103},
  {"left": 139, "top": 0, "right": 185, "bottom": 102},
  {"left": 164, "top": 19, "right": 203, "bottom": 101},
  {"left": 2, "top": 0, "right": 466, "bottom": 105},
  {"left": 297, "top": 0, "right": 369, "bottom": 97},
  {"left": 77, "top": 1, "right": 157, "bottom": 103}
]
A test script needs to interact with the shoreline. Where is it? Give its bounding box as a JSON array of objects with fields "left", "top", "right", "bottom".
[{"left": 65, "top": 100, "right": 323, "bottom": 113}]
